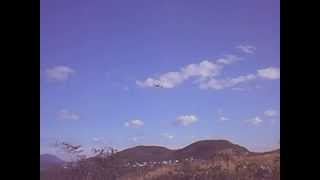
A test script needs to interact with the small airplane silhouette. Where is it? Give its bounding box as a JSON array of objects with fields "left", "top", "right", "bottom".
[
  {"left": 153, "top": 81, "right": 164, "bottom": 88},
  {"left": 154, "top": 84, "right": 163, "bottom": 88}
]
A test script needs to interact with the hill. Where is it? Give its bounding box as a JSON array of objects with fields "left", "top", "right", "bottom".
[
  {"left": 173, "top": 139, "right": 250, "bottom": 160},
  {"left": 40, "top": 140, "right": 280, "bottom": 180},
  {"left": 40, "top": 154, "right": 65, "bottom": 171},
  {"left": 114, "top": 139, "right": 250, "bottom": 163},
  {"left": 114, "top": 145, "right": 173, "bottom": 162}
]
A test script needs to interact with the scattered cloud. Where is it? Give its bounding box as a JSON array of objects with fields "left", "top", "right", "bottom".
[
  {"left": 200, "top": 66, "right": 280, "bottom": 90},
  {"left": 216, "top": 54, "right": 241, "bottom": 65},
  {"left": 125, "top": 119, "right": 144, "bottom": 128},
  {"left": 175, "top": 115, "right": 198, "bottom": 126},
  {"left": 58, "top": 110, "right": 80, "bottom": 121},
  {"left": 182, "top": 60, "right": 221, "bottom": 78},
  {"left": 236, "top": 44, "right": 256, "bottom": 54},
  {"left": 257, "top": 67, "right": 280, "bottom": 80},
  {"left": 219, "top": 116, "right": 229, "bottom": 121},
  {"left": 162, "top": 133, "right": 174, "bottom": 140},
  {"left": 136, "top": 72, "right": 184, "bottom": 88},
  {"left": 264, "top": 109, "right": 278, "bottom": 117},
  {"left": 156, "top": 71, "right": 185, "bottom": 88},
  {"left": 46, "top": 65, "right": 75, "bottom": 81},
  {"left": 136, "top": 60, "right": 222, "bottom": 88},
  {"left": 199, "top": 74, "right": 256, "bottom": 90},
  {"left": 136, "top": 49, "right": 279, "bottom": 90},
  {"left": 245, "top": 116, "right": 263, "bottom": 125}
]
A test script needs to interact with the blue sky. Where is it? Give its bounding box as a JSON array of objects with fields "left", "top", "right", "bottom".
[{"left": 41, "top": 0, "right": 279, "bottom": 158}]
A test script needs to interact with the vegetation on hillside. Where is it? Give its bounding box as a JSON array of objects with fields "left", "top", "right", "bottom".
[{"left": 40, "top": 141, "right": 280, "bottom": 180}]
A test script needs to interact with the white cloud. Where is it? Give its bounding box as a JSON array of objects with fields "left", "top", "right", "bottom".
[
  {"left": 58, "top": 110, "right": 80, "bottom": 121},
  {"left": 158, "top": 71, "right": 185, "bottom": 88},
  {"left": 136, "top": 53, "right": 279, "bottom": 91},
  {"left": 199, "top": 74, "right": 256, "bottom": 90},
  {"left": 257, "top": 67, "right": 280, "bottom": 80},
  {"left": 176, "top": 115, "right": 198, "bottom": 126},
  {"left": 216, "top": 54, "right": 241, "bottom": 65},
  {"left": 219, "top": 116, "right": 229, "bottom": 121},
  {"left": 136, "top": 78, "right": 158, "bottom": 88},
  {"left": 136, "top": 60, "right": 222, "bottom": 88},
  {"left": 181, "top": 60, "right": 222, "bottom": 79},
  {"left": 46, "top": 65, "right": 75, "bottom": 81},
  {"left": 236, "top": 45, "right": 256, "bottom": 54},
  {"left": 162, "top": 133, "right": 174, "bottom": 140},
  {"left": 125, "top": 119, "right": 144, "bottom": 128},
  {"left": 245, "top": 116, "right": 263, "bottom": 125},
  {"left": 264, "top": 109, "right": 278, "bottom": 117},
  {"left": 229, "top": 74, "right": 256, "bottom": 85}
]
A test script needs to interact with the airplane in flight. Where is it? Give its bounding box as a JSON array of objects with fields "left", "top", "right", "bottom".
[{"left": 153, "top": 80, "right": 164, "bottom": 88}]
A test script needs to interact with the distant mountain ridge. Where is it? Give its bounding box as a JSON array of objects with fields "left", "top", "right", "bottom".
[
  {"left": 40, "top": 140, "right": 280, "bottom": 180},
  {"left": 41, "top": 140, "right": 278, "bottom": 165},
  {"left": 113, "top": 139, "right": 259, "bottom": 163}
]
